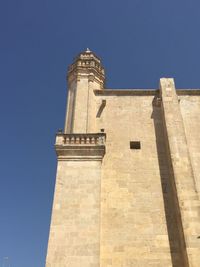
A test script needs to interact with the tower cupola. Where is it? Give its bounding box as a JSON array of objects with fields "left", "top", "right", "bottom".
[{"left": 67, "top": 48, "right": 105, "bottom": 89}]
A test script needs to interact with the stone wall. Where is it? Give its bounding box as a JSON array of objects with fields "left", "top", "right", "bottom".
[
  {"left": 46, "top": 160, "right": 102, "bottom": 267},
  {"left": 45, "top": 50, "right": 200, "bottom": 267},
  {"left": 95, "top": 93, "right": 173, "bottom": 266},
  {"left": 46, "top": 88, "right": 200, "bottom": 267}
]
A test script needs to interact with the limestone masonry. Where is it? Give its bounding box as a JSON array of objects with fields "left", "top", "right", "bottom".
[{"left": 45, "top": 49, "right": 200, "bottom": 267}]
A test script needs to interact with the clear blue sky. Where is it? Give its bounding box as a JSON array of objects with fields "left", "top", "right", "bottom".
[{"left": 0, "top": 0, "right": 200, "bottom": 266}]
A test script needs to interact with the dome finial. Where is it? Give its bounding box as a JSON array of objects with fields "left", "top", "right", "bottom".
[{"left": 86, "top": 48, "right": 91, "bottom": 53}]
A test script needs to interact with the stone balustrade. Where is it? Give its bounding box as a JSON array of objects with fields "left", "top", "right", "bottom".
[{"left": 56, "top": 133, "right": 106, "bottom": 146}]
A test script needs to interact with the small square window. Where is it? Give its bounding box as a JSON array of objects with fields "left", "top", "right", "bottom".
[{"left": 130, "top": 141, "right": 141, "bottom": 149}]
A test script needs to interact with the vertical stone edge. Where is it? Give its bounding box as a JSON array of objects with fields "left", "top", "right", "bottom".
[{"left": 160, "top": 78, "right": 200, "bottom": 267}]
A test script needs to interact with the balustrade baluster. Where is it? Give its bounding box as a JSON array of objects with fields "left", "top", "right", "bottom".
[
  {"left": 65, "top": 137, "right": 70, "bottom": 144},
  {"left": 75, "top": 137, "right": 80, "bottom": 144}
]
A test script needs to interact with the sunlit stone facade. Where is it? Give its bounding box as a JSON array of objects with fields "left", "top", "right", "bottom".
[{"left": 46, "top": 49, "right": 200, "bottom": 267}]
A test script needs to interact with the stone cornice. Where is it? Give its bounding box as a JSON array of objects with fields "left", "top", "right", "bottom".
[
  {"left": 55, "top": 133, "right": 106, "bottom": 160},
  {"left": 94, "top": 89, "right": 200, "bottom": 96},
  {"left": 94, "top": 89, "right": 159, "bottom": 96},
  {"left": 176, "top": 89, "right": 200, "bottom": 95}
]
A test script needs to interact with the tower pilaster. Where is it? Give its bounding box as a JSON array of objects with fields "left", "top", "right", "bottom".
[{"left": 160, "top": 78, "right": 200, "bottom": 267}]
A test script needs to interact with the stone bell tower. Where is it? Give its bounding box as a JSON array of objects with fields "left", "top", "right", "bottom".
[
  {"left": 65, "top": 48, "right": 105, "bottom": 133},
  {"left": 45, "top": 49, "right": 106, "bottom": 267}
]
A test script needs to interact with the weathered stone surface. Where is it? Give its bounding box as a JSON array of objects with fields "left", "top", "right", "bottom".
[{"left": 45, "top": 50, "right": 200, "bottom": 267}]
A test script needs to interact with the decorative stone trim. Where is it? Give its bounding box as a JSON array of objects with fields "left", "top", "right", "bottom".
[{"left": 55, "top": 133, "right": 106, "bottom": 160}]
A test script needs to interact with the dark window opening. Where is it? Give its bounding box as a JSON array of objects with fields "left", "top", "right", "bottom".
[{"left": 130, "top": 141, "right": 141, "bottom": 149}]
